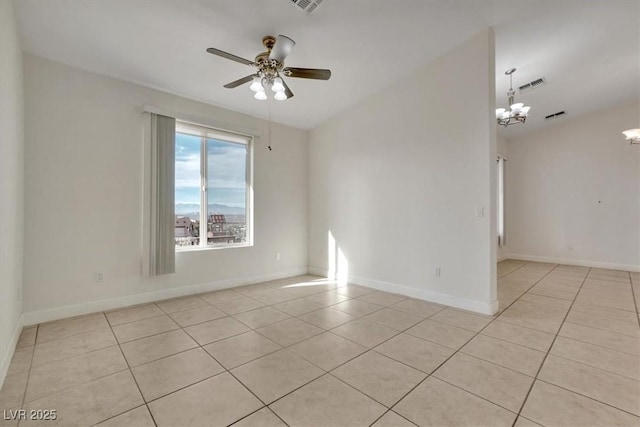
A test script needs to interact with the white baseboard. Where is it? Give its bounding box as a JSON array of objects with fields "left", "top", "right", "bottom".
[
  {"left": 497, "top": 255, "right": 509, "bottom": 262},
  {"left": 307, "top": 266, "right": 330, "bottom": 278},
  {"left": 308, "top": 266, "right": 498, "bottom": 316},
  {"left": 505, "top": 254, "right": 640, "bottom": 273},
  {"left": 0, "top": 314, "right": 24, "bottom": 390},
  {"left": 23, "top": 268, "right": 308, "bottom": 326}
]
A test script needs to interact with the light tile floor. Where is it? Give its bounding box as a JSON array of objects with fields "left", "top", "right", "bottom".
[{"left": 1, "top": 262, "right": 639, "bottom": 426}]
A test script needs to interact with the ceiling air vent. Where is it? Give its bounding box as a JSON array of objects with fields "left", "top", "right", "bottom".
[
  {"left": 289, "top": 0, "right": 324, "bottom": 14},
  {"left": 545, "top": 111, "right": 567, "bottom": 121},
  {"left": 519, "top": 77, "right": 546, "bottom": 93}
]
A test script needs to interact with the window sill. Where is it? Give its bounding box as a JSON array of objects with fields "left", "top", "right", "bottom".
[{"left": 176, "top": 243, "right": 252, "bottom": 253}]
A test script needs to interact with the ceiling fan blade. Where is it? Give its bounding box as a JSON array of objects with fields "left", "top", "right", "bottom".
[
  {"left": 269, "top": 35, "right": 295, "bottom": 63},
  {"left": 283, "top": 67, "right": 331, "bottom": 80},
  {"left": 223, "top": 74, "right": 256, "bottom": 89},
  {"left": 206, "top": 47, "right": 254, "bottom": 66},
  {"left": 282, "top": 78, "right": 294, "bottom": 99}
]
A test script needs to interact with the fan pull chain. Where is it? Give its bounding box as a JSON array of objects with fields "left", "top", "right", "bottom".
[{"left": 267, "top": 98, "right": 272, "bottom": 151}]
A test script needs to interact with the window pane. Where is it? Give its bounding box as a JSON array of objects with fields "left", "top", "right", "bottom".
[
  {"left": 206, "top": 138, "right": 247, "bottom": 246},
  {"left": 175, "top": 133, "right": 201, "bottom": 247}
]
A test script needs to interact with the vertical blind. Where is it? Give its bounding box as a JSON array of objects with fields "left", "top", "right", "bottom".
[{"left": 145, "top": 113, "right": 176, "bottom": 275}]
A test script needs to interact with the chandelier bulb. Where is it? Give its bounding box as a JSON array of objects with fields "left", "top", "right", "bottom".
[{"left": 622, "top": 128, "right": 640, "bottom": 143}]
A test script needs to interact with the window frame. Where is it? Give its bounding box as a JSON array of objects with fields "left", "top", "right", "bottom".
[{"left": 175, "top": 120, "right": 253, "bottom": 251}]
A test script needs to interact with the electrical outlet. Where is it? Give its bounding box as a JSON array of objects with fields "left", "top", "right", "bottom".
[
  {"left": 275, "top": 252, "right": 281, "bottom": 261},
  {"left": 475, "top": 206, "right": 484, "bottom": 217},
  {"left": 94, "top": 272, "right": 104, "bottom": 283},
  {"left": 435, "top": 266, "right": 441, "bottom": 277}
]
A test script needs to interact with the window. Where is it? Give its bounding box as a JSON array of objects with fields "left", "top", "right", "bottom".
[
  {"left": 497, "top": 156, "right": 506, "bottom": 246},
  {"left": 174, "top": 121, "right": 252, "bottom": 249}
]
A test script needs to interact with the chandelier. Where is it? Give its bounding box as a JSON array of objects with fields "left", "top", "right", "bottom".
[
  {"left": 496, "top": 68, "right": 531, "bottom": 127},
  {"left": 622, "top": 128, "right": 640, "bottom": 144}
]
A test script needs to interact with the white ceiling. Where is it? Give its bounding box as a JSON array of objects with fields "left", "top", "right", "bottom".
[{"left": 14, "top": 0, "right": 640, "bottom": 134}]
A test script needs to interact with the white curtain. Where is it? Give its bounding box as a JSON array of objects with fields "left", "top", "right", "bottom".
[
  {"left": 497, "top": 156, "right": 506, "bottom": 247},
  {"left": 145, "top": 113, "right": 176, "bottom": 275}
]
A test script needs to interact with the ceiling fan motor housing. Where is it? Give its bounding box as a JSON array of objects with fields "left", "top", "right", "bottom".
[{"left": 262, "top": 36, "right": 276, "bottom": 50}]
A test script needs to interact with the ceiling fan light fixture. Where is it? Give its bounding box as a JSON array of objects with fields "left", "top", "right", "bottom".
[
  {"left": 272, "top": 77, "right": 285, "bottom": 92},
  {"left": 250, "top": 77, "right": 263, "bottom": 92},
  {"left": 274, "top": 90, "right": 287, "bottom": 101},
  {"left": 254, "top": 90, "right": 267, "bottom": 100}
]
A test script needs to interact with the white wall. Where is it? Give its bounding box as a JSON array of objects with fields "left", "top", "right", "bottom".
[
  {"left": 23, "top": 54, "right": 308, "bottom": 323},
  {"left": 0, "top": 0, "right": 25, "bottom": 385},
  {"left": 506, "top": 99, "right": 640, "bottom": 271},
  {"left": 308, "top": 30, "right": 498, "bottom": 314}
]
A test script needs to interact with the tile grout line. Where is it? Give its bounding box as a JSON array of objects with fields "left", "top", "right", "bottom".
[
  {"left": 103, "top": 311, "right": 160, "bottom": 427},
  {"left": 224, "top": 306, "right": 402, "bottom": 417},
  {"left": 532, "top": 377, "right": 640, "bottom": 418},
  {"left": 45, "top": 283, "right": 621, "bottom": 427},
  {"left": 107, "top": 292, "right": 310, "bottom": 426},
  {"left": 498, "top": 260, "right": 531, "bottom": 279},
  {"left": 544, "top": 332, "right": 639, "bottom": 358},
  {"left": 227, "top": 406, "right": 289, "bottom": 427},
  {"left": 369, "top": 262, "right": 562, "bottom": 426},
  {"left": 537, "top": 347, "right": 640, "bottom": 383},
  {"left": 89, "top": 404, "right": 149, "bottom": 427},
  {"left": 15, "top": 267, "right": 635, "bottom": 427},
  {"left": 113, "top": 324, "right": 182, "bottom": 345},
  {"left": 367, "top": 267, "right": 556, "bottom": 424},
  {"left": 7, "top": 282, "right": 413, "bottom": 426},
  {"left": 561, "top": 318, "right": 640, "bottom": 340},
  {"left": 15, "top": 324, "right": 39, "bottom": 427},
  {"left": 511, "top": 266, "right": 591, "bottom": 426},
  {"left": 198, "top": 294, "right": 429, "bottom": 422},
  {"left": 7, "top": 269, "right": 548, "bottom": 426},
  {"left": 14, "top": 319, "right": 146, "bottom": 426},
  {"left": 29, "top": 325, "right": 113, "bottom": 346},
  {"left": 105, "top": 277, "right": 329, "bottom": 327},
  {"left": 628, "top": 271, "right": 640, "bottom": 329},
  {"left": 111, "top": 282, "right": 389, "bottom": 340},
  {"left": 222, "top": 302, "right": 442, "bottom": 420},
  {"left": 269, "top": 306, "right": 450, "bottom": 411},
  {"left": 179, "top": 321, "right": 293, "bottom": 426},
  {"left": 121, "top": 296, "right": 379, "bottom": 373}
]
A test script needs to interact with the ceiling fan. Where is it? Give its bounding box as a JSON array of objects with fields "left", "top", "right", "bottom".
[{"left": 206, "top": 35, "right": 331, "bottom": 101}]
